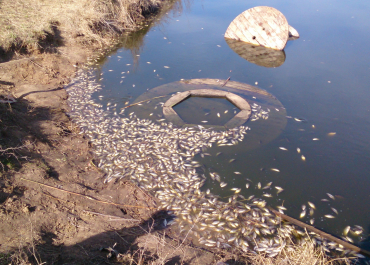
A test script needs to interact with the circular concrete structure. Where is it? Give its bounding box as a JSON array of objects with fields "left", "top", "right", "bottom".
[
  {"left": 163, "top": 89, "right": 251, "bottom": 129},
  {"left": 130, "top": 79, "right": 287, "bottom": 151}
]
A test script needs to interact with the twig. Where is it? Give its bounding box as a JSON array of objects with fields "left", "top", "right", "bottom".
[
  {"left": 20, "top": 177, "right": 157, "bottom": 209},
  {"left": 83, "top": 210, "right": 140, "bottom": 222},
  {"left": 122, "top": 95, "right": 167, "bottom": 109},
  {"left": 221, "top": 77, "right": 231, "bottom": 87},
  {"left": 268, "top": 206, "right": 370, "bottom": 258}
]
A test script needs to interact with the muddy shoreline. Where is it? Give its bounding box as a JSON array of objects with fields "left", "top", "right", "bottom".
[{"left": 0, "top": 1, "right": 221, "bottom": 264}]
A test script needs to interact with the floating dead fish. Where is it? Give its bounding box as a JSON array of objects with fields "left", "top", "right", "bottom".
[
  {"left": 297, "top": 148, "right": 301, "bottom": 153},
  {"left": 271, "top": 168, "right": 280, "bottom": 172},
  {"left": 257, "top": 182, "right": 261, "bottom": 189},
  {"left": 229, "top": 159, "right": 236, "bottom": 163},
  {"left": 231, "top": 188, "right": 241, "bottom": 193},
  {"left": 224, "top": 110, "right": 228, "bottom": 113},
  {"left": 328, "top": 132, "right": 336, "bottom": 136},
  {"left": 312, "top": 138, "right": 319, "bottom": 141},
  {"left": 300, "top": 210, "right": 306, "bottom": 219},
  {"left": 234, "top": 172, "right": 241, "bottom": 175},
  {"left": 309, "top": 208, "right": 314, "bottom": 216},
  {"left": 263, "top": 193, "right": 272, "bottom": 198},
  {"left": 308, "top": 201, "right": 316, "bottom": 209},
  {"left": 301, "top": 155, "right": 306, "bottom": 161},
  {"left": 245, "top": 183, "right": 250, "bottom": 189},
  {"left": 310, "top": 219, "right": 315, "bottom": 225},
  {"left": 279, "top": 147, "right": 288, "bottom": 151},
  {"left": 164, "top": 66, "right": 170, "bottom": 68},
  {"left": 220, "top": 182, "right": 227, "bottom": 188},
  {"left": 327, "top": 193, "right": 335, "bottom": 200},
  {"left": 275, "top": 186, "right": 284, "bottom": 194},
  {"left": 331, "top": 207, "right": 338, "bottom": 215},
  {"left": 343, "top": 226, "right": 351, "bottom": 236},
  {"left": 217, "top": 113, "right": 220, "bottom": 117},
  {"left": 201, "top": 121, "right": 208, "bottom": 123},
  {"left": 324, "top": 215, "right": 335, "bottom": 218},
  {"left": 294, "top": 118, "right": 305, "bottom": 122}
]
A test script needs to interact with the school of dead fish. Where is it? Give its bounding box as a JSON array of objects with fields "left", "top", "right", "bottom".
[{"left": 65, "top": 63, "right": 366, "bottom": 259}]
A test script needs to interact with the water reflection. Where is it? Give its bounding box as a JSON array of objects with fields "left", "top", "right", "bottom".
[{"left": 225, "top": 38, "right": 286, "bottom": 68}]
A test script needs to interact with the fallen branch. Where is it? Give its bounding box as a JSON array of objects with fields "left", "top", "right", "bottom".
[
  {"left": 83, "top": 210, "right": 140, "bottom": 221},
  {"left": 221, "top": 77, "right": 231, "bottom": 87},
  {"left": 20, "top": 177, "right": 157, "bottom": 209},
  {"left": 268, "top": 206, "right": 370, "bottom": 258}
]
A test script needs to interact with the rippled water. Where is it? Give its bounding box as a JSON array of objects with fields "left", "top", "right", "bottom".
[{"left": 87, "top": 0, "right": 370, "bottom": 253}]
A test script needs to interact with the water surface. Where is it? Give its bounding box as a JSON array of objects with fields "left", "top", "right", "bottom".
[{"left": 90, "top": 0, "right": 370, "bottom": 251}]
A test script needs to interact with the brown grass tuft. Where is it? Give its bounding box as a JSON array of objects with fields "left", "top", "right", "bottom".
[{"left": 0, "top": 0, "right": 163, "bottom": 53}]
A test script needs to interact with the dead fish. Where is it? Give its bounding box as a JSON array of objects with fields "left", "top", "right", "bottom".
[
  {"left": 231, "top": 188, "right": 241, "bottom": 193},
  {"left": 234, "top": 172, "right": 241, "bottom": 175},
  {"left": 245, "top": 183, "right": 250, "bottom": 189},
  {"left": 300, "top": 210, "right": 306, "bottom": 219},
  {"left": 321, "top": 199, "right": 329, "bottom": 202},
  {"left": 205, "top": 112, "right": 210, "bottom": 116},
  {"left": 217, "top": 113, "right": 220, "bottom": 117},
  {"left": 327, "top": 193, "right": 335, "bottom": 200},
  {"left": 297, "top": 148, "right": 301, "bottom": 153},
  {"left": 224, "top": 110, "right": 228, "bottom": 114},
  {"left": 275, "top": 186, "right": 284, "bottom": 194},
  {"left": 277, "top": 205, "right": 287, "bottom": 211},
  {"left": 216, "top": 152, "right": 222, "bottom": 156},
  {"left": 310, "top": 219, "right": 315, "bottom": 225},
  {"left": 313, "top": 138, "right": 319, "bottom": 141},
  {"left": 294, "top": 117, "right": 305, "bottom": 122},
  {"left": 309, "top": 208, "right": 314, "bottom": 216},
  {"left": 257, "top": 182, "right": 261, "bottom": 189},
  {"left": 201, "top": 121, "right": 208, "bottom": 123},
  {"left": 343, "top": 226, "right": 351, "bottom": 236},
  {"left": 263, "top": 193, "right": 272, "bottom": 198},
  {"left": 328, "top": 132, "right": 336, "bottom": 136},
  {"left": 331, "top": 207, "right": 338, "bottom": 215},
  {"left": 229, "top": 159, "right": 236, "bottom": 163},
  {"left": 271, "top": 168, "right": 280, "bottom": 172},
  {"left": 324, "top": 214, "right": 335, "bottom": 218},
  {"left": 301, "top": 155, "right": 306, "bottom": 161},
  {"left": 279, "top": 147, "right": 288, "bottom": 151},
  {"left": 308, "top": 201, "right": 316, "bottom": 209},
  {"left": 164, "top": 66, "right": 170, "bottom": 68},
  {"left": 220, "top": 182, "right": 227, "bottom": 188}
]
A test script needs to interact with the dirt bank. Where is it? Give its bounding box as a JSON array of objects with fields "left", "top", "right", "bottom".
[{"left": 0, "top": 1, "right": 221, "bottom": 264}]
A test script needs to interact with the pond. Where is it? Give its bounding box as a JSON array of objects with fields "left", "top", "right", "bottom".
[{"left": 67, "top": 0, "right": 370, "bottom": 258}]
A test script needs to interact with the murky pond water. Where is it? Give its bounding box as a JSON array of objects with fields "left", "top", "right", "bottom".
[{"left": 69, "top": 0, "right": 370, "bottom": 257}]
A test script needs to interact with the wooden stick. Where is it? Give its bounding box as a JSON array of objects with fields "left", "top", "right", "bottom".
[
  {"left": 122, "top": 95, "right": 167, "bottom": 109},
  {"left": 20, "top": 177, "right": 156, "bottom": 209},
  {"left": 83, "top": 210, "right": 140, "bottom": 221},
  {"left": 221, "top": 77, "right": 231, "bottom": 87},
  {"left": 268, "top": 206, "right": 370, "bottom": 258}
]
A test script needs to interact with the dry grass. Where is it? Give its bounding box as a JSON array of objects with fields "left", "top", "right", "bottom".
[
  {"left": 0, "top": 0, "right": 163, "bottom": 53},
  {"left": 246, "top": 233, "right": 354, "bottom": 265}
]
